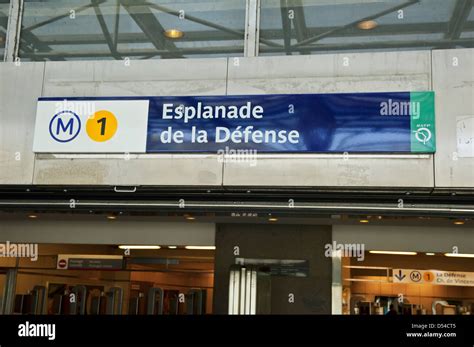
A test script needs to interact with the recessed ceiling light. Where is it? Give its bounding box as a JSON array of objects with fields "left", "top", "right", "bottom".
[
  {"left": 168, "top": 246, "right": 177, "bottom": 249},
  {"left": 359, "top": 219, "right": 369, "bottom": 223},
  {"left": 268, "top": 217, "right": 278, "bottom": 222},
  {"left": 164, "top": 29, "right": 184, "bottom": 39},
  {"left": 425, "top": 252, "right": 435, "bottom": 256},
  {"left": 107, "top": 215, "right": 117, "bottom": 220},
  {"left": 118, "top": 245, "right": 161, "bottom": 249},
  {"left": 28, "top": 214, "right": 37, "bottom": 219},
  {"left": 453, "top": 220, "right": 465, "bottom": 225},
  {"left": 186, "top": 216, "right": 195, "bottom": 221},
  {"left": 357, "top": 20, "right": 378, "bottom": 30},
  {"left": 369, "top": 251, "right": 417, "bottom": 255},
  {"left": 185, "top": 246, "right": 216, "bottom": 250}
]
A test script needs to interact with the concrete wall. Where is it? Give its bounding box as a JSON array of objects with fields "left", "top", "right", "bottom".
[
  {"left": 0, "top": 62, "right": 44, "bottom": 184},
  {"left": 333, "top": 224, "right": 474, "bottom": 254},
  {"left": 224, "top": 51, "right": 433, "bottom": 188},
  {"left": 432, "top": 49, "right": 474, "bottom": 188},
  {"left": 0, "top": 214, "right": 216, "bottom": 246},
  {"left": 0, "top": 49, "right": 473, "bottom": 188},
  {"left": 32, "top": 58, "right": 227, "bottom": 186}
]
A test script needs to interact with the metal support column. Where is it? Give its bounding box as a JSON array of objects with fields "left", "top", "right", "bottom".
[
  {"left": 3, "top": 269, "right": 18, "bottom": 314},
  {"left": 186, "top": 289, "right": 204, "bottom": 315},
  {"left": 244, "top": 0, "right": 260, "bottom": 57},
  {"left": 4, "top": 0, "right": 23, "bottom": 62},
  {"left": 31, "top": 285, "right": 47, "bottom": 314},
  {"left": 331, "top": 249, "right": 343, "bottom": 314},
  {"left": 228, "top": 265, "right": 258, "bottom": 315},
  {"left": 146, "top": 287, "right": 164, "bottom": 315},
  {"left": 106, "top": 287, "right": 124, "bottom": 315},
  {"left": 70, "top": 285, "right": 87, "bottom": 315}
]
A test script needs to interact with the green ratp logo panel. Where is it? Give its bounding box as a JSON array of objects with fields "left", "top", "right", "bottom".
[{"left": 410, "top": 91, "right": 436, "bottom": 153}]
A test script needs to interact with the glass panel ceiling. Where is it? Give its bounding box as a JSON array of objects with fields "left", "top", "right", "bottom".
[
  {"left": 19, "top": 0, "right": 246, "bottom": 61},
  {"left": 12, "top": 0, "right": 474, "bottom": 61},
  {"left": 259, "top": 0, "right": 474, "bottom": 55}
]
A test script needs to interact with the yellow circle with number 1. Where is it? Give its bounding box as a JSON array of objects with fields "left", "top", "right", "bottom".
[
  {"left": 86, "top": 110, "right": 118, "bottom": 142},
  {"left": 423, "top": 271, "right": 434, "bottom": 283}
]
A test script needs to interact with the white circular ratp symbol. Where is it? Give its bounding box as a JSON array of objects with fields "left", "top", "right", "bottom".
[{"left": 414, "top": 127, "right": 432, "bottom": 145}]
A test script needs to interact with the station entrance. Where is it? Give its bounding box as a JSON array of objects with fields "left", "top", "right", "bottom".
[{"left": 0, "top": 244, "right": 214, "bottom": 315}]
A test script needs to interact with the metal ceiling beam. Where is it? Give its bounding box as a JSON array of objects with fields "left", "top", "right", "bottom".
[
  {"left": 244, "top": 0, "right": 260, "bottom": 57},
  {"left": 262, "top": 22, "right": 454, "bottom": 40},
  {"left": 92, "top": 0, "right": 121, "bottom": 60},
  {"left": 3, "top": 0, "right": 22, "bottom": 62},
  {"left": 445, "top": 0, "right": 474, "bottom": 40},
  {"left": 262, "top": 38, "right": 474, "bottom": 52},
  {"left": 0, "top": 10, "right": 8, "bottom": 30},
  {"left": 18, "top": 30, "right": 54, "bottom": 53},
  {"left": 34, "top": 21, "right": 474, "bottom": 46},
  {"left": 18, "top": 37, "right": 474, "bottom": 59},
  {"left": 288, "top": 0, "right": 310, "bottom": 55},
  {"left": 113, "top": 0, "right": 120, "bottom": 51},
  {"left": 290, "top": 0, "right": 307, "bottom": 41},
  {"left": 36, "top": 30, "right": 241, "bottom": 45},
  {"left": 17, "top": 26, "right": 66, "bottom": 61},
  {"left": 13, "top": 0, "right": 102, "bottom": 61},
  {"left": 120, "top": 0, "right": 183, "bottom": 58},
  {"left": 144, "top": 1, "right": 281, "bottom": 48},
  {"left": 34, "top": 31, "right": 241, "bottom": 45},
  {"left": 280, "top": 0, "right": 292, "bottom": 55},
  {"left": 292, "top": 0, "right": 420, "bottom": 48},
  {"left": 2, "top": 182, "right": 472, "bottom": 200},
  {"left": 19, "top": 46, "right": 244, "bottom": 58},
  {"left": 22, "top": 0, "right": 106, "bottom": 32}
]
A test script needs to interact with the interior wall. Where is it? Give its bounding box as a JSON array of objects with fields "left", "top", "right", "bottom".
[
  {"left": 213, "top": 224, "right": 332, "bottom": 314},
  {"left": 359, "top": 252, "right": 474, "bottom": 271},
  {"left": 347, "top": 253, "right": 474, "bottom": 314},
  {"left": 0, "top": 215, "right": 216, "bottom": 246},
  {"left": 14, "top": 270, "right": 131, "bottom": 314},
  {"left": 131, "top": 271, "right": 214, "bottom": 314},
  {"left": 333, "top": 224, "right": 474, "bottom": 253}
]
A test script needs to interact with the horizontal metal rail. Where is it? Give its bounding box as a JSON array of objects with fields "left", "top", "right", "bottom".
[
  {"left": 35, "top": 153, "right": 432, "bottom": 159},
  {"left": 0, "top": 200, "right": 473, "bottom": 216}
]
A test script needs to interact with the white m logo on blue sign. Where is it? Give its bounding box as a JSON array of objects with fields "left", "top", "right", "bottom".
[{"left": 49, "top": 111, "right": 81, "bottom": 143}]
